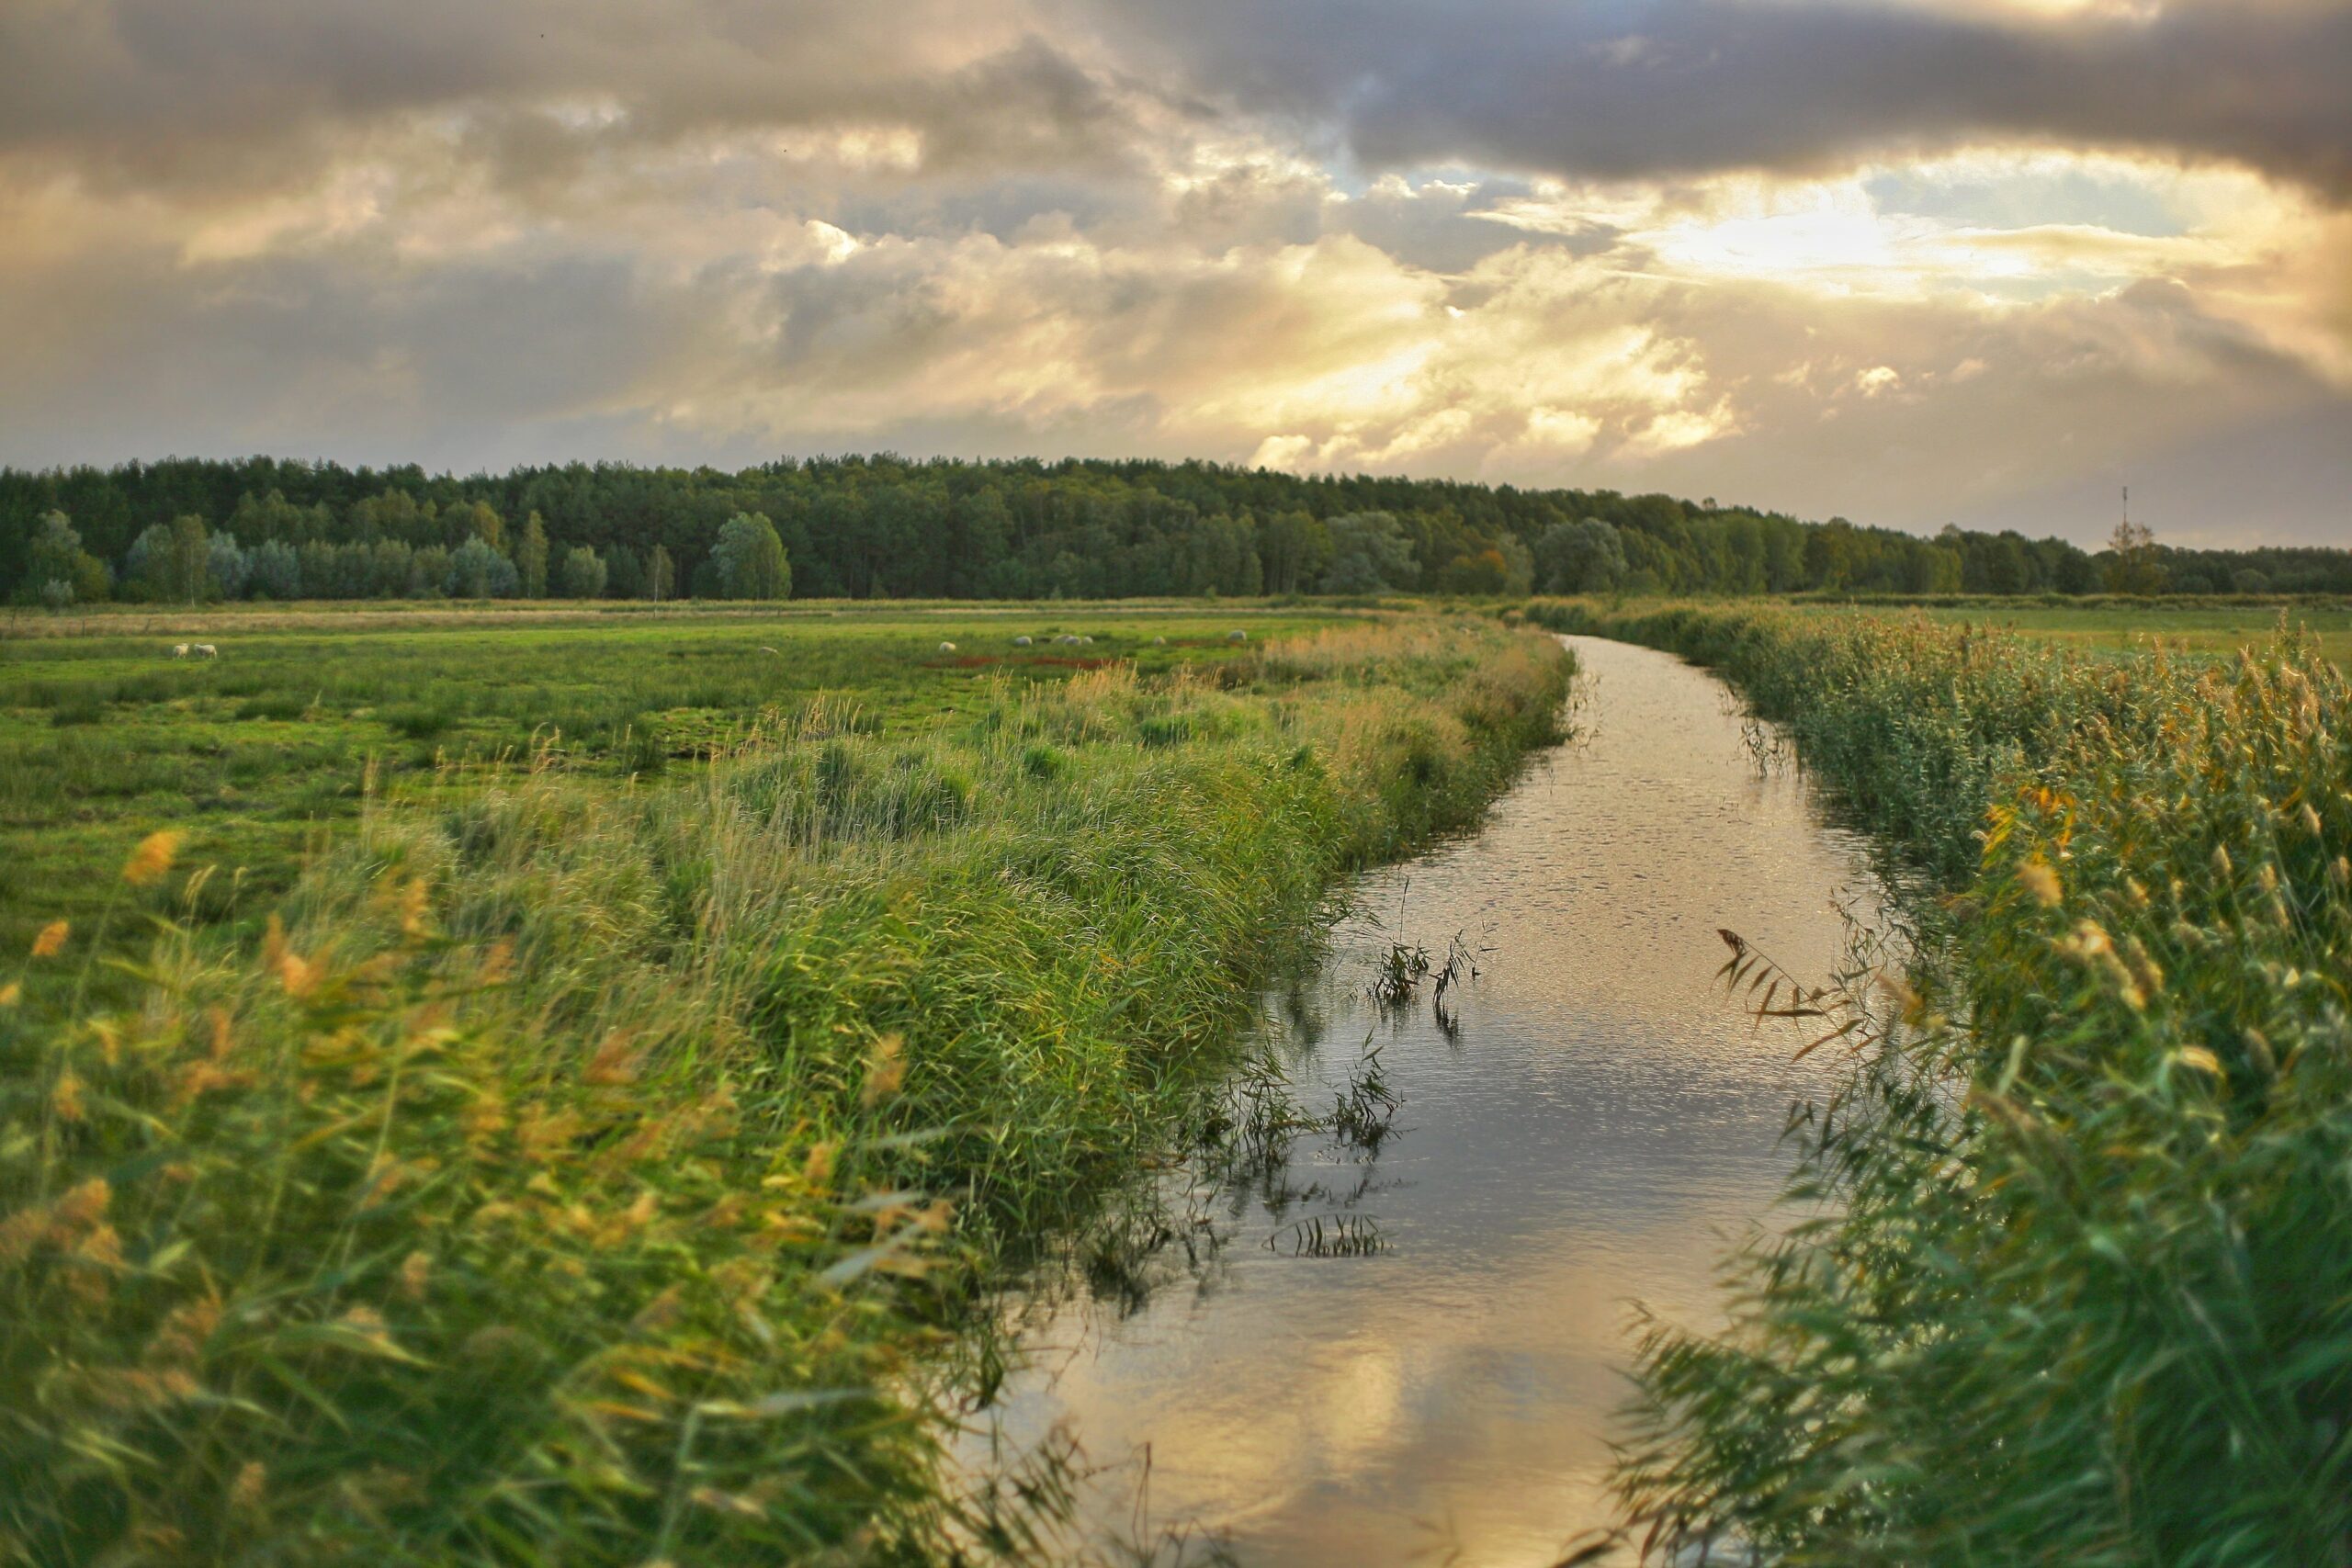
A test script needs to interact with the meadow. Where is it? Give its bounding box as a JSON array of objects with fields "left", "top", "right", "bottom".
[
  {"left": 0, "top": 604, "right": 1571, "bottom": 1563},
  {"left": 1905, "top": 598, "right": 2352, "bottom": 663},
  {"left": 0, "top": 604, "right": 1340, "bottom": 1006},
  {"left": 1526, "top": 599, "right": 2352, "bottom": 1565}
]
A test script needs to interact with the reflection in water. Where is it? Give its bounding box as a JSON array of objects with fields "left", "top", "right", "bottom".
[{"left": 962, "top": 636, "right": 1884, "bottom": 1566}]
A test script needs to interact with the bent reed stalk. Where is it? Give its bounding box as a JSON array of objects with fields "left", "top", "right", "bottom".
[
  {"left": 1527, "top": 599, "right": 2352, "bottom": 1567},
  {"left": 0, "top": 619, "right": 1568, "bottom": 1565}
]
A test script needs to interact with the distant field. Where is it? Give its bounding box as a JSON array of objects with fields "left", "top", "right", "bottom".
[
  {"left": 0, "top": 603, "right": 1340, "bottom": 996},
  {"left": 1910, "top": 601, "right": 2352, "bottom": 662}
]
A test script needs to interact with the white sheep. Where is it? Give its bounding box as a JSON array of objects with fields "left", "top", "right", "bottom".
[
  {"left": 1079, "top": 635, "right": 1093, "bottom": 645},
  {"left": 194, "top": 643, "right": 219, "bottom": 658},
  {"left": 1054, "top": 634, "right": 1080, "bottom": 646},
  {"left": 1151, "top": 636, "right": 1168, "bottom": 647},
  {"left": 171, "top": 644, "right": 189, "bottom": 659},
  {"left": 758, "top": 646, "right": 779, "bottom": 654},
  {"left": 938, "top": 641, "right": 957, "bottom": 653},
  {"left": 1013, "top": 635, "right": 1033, "bottom": 647},
  {"left": 1226, "top": 630, "right": 1247, "bottom": 643}
]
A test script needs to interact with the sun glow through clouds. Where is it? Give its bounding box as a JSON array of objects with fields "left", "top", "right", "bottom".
[{"left": 0, "top": 0, "right": 2340, "bottom": 541}]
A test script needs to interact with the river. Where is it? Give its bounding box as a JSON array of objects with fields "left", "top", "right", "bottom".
[{"left": 960, "top": 634, "right": 1887, "bottom": 1565}]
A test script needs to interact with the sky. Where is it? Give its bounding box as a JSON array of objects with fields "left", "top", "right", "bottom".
[{"left": 1, "top": 0, "right": 2347, "bottom": 547}]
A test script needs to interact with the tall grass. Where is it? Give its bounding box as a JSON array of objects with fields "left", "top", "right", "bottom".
[
  {"left": 0, "top": 622, "right": 1569, "bottom": 1564},
  {"left": 1528, "top": 600, "right": 2352, "bottom": 1566}
]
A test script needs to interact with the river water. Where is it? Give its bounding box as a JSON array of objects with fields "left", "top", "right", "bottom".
[{"left": 961, "top": 635, "right": 1885, "bottom": 1565}]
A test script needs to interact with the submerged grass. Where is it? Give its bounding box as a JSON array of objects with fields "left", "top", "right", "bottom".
[
  {"left": 1528, "top": 599, "right": 2352, "bottom": 1566},
  {"left": 0, "top": 617, "right": 1569, "bottom": 1564}
]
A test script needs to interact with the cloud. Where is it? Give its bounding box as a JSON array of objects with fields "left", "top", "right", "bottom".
[
  {"left": 1080, "top": 0, "right": 2352, "bottom": 197},
  {"left": 0, "top": 1, "right": 1150, "bottom": 197},
  {"left": 0, "top": 0, "right": 2343, "bottom": 546}
]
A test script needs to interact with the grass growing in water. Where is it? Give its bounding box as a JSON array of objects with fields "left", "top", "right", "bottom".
[
  {"left": 1529, "top": 599, "right": 2352, "bottom": 1566},
  {"left": 0, "top": 617, "right": 1568, "bottom": 1564}
]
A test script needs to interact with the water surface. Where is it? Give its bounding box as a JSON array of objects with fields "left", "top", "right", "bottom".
[{"left": 966, "top": 635, "right": 1883, "bottom": 1564}]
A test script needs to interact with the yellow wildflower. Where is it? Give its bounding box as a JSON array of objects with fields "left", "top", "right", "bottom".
[{"left": 30, "top": 920, "right": 68, "bottom": 960}]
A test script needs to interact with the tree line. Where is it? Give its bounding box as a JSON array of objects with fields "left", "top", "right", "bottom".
[{"left": 4, "top": 453, "right": 2346, "bottom": 606}]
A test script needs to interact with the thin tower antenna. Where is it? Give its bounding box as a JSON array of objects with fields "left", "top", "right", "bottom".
[{"left": 2122, "top": 485, "right": 2130, "bottom": 525}]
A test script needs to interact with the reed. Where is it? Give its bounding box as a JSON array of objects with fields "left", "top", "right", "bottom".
[
  {"left": 0, "top": 619, "right": 1569, "bottom": 1563},
  {"left": 1529, "top": 599, "right": 2352, "bottom": 1566}
]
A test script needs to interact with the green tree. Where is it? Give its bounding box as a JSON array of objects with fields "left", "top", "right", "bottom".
[
  {"left": 408, "top": 545, "right": 452, "bottom": 598},
  {"left": 711, "top": 513, "right": 790, "bottom": 600},
  {"left": 24, "top": 512, "right": 84, "bottom": 604},
  {"left": 517, "top": 512, "right": 549, "bottom": 598},
  {"left": 207, "top": 533, "right": 250, "bottom": 600},
  {"left": 350, "top": 489, "right": 436, "bottom": 547},
  {"left": 448, "top": 536, "right": 511, "bottom": 599},
  {"left": 129, "top": 514, "right": 212, "bottom": 603},
  {"left": 248, "top": 540, "right": 300, "bottom": 600},
  {"left": 559, "top": 546, "right": 608, "bottom": 600},
  {"left": 2101, "top": 519, "right": 2168, "bottom": 596},
  {"left": 1534, "top": 518, "right": 1626, "bottom": 593},
  {"left": 170, "top": 514, "right": 212, "bottom": 603},
  {"left": 605, "top": 545, "right": 643, "bottom": 600},
  {"left": 953, "top": 489, "right": 1012, "bottom": 596},
  {"left": 1256, "top": 509, "right": 1331, "bottom": 595},
  {"left": 21, "top": 512, "right": 110, "bottom": 607},
  {"left": 1319, "top": 512, "right": 1416, "bottom": 594},
  {"left": 647, "top": 544, "right": 676, "bottom": 603},
  {"left": 1438, "top": 547, "right": 1514, "bottom": 594},
  {"left": 452, "top": 499, "right": 504, "bottom": 553}
]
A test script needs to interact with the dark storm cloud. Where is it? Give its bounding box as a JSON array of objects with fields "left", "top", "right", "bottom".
[
  {"left": 1080, "top": 0, "right": 2352, "bottom": 196},
  {"left": 0, "top": 1, "right": 1148, "bottom": 192},
  {"left": 7, "top": 0, "right": 2346, "bottom": 200}
]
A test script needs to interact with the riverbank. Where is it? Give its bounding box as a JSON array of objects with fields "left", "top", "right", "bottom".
[
  {"left": 1525, "top": 599, "right": 2352, "bottom": 1564},
  {"left": 959, "top": 633, "right": 1883, "bottom": 1563},
  {"left": 0, "top": 617, "right": 1570, "bottom": 1563}
]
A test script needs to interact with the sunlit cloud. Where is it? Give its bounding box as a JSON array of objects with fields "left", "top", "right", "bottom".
[{"left": 0, "top": 0, "right": 2343, "bottom": 543}]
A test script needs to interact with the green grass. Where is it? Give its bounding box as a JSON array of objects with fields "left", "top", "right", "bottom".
[
  {"left": 0, "top": 607, "right": 1336, "bottom": 1008},
  {"left": 1909, "top": 601, "right": 2352, "bottom": 663},
  {"left": 0, "top": 612, "right": 1571, "bottom": 1564},
  {"left": 1527, "top": 598, "right": 2352, "bottom": 1565}
]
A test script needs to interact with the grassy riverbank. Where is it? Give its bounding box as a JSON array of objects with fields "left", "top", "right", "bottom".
[
  {"left": 0, "top": 615, "right": 1570, "bottom": 1564},
  {"left": 1528, "top": 600, "right": 2352, "bottom": 1564}
]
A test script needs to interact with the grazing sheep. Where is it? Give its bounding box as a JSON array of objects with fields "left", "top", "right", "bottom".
[
  {"left": 1226, "top": 630, "right": 1247, "bottom": 643},
  {"left": 1079, "top": 635, "right": 1094, "bottom": 646},
  {"left": 1013, "top": 635, "right": 1033, "bottom": 647},
  {"left": 194, "top": 643, "right": 219, "bottom": 658},
  {"left": 937, "top": 641, "right": 956, "bottom": 653},
  {"left": 758, "top": 646, "right": 779, "bottom": 654},
  {"left": 171, "top": 644, "right": 189, "bottom": 659},
  {"left": 1151, "top": 636, "right": 1168, "bottom": 647},
  {"left": 1054, "top": 634, "right": 1080, "bottom": 646}
]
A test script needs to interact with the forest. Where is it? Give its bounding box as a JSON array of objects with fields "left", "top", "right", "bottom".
[{"left": 5, "top": 453, "right": 2348, "bottom": 608}]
